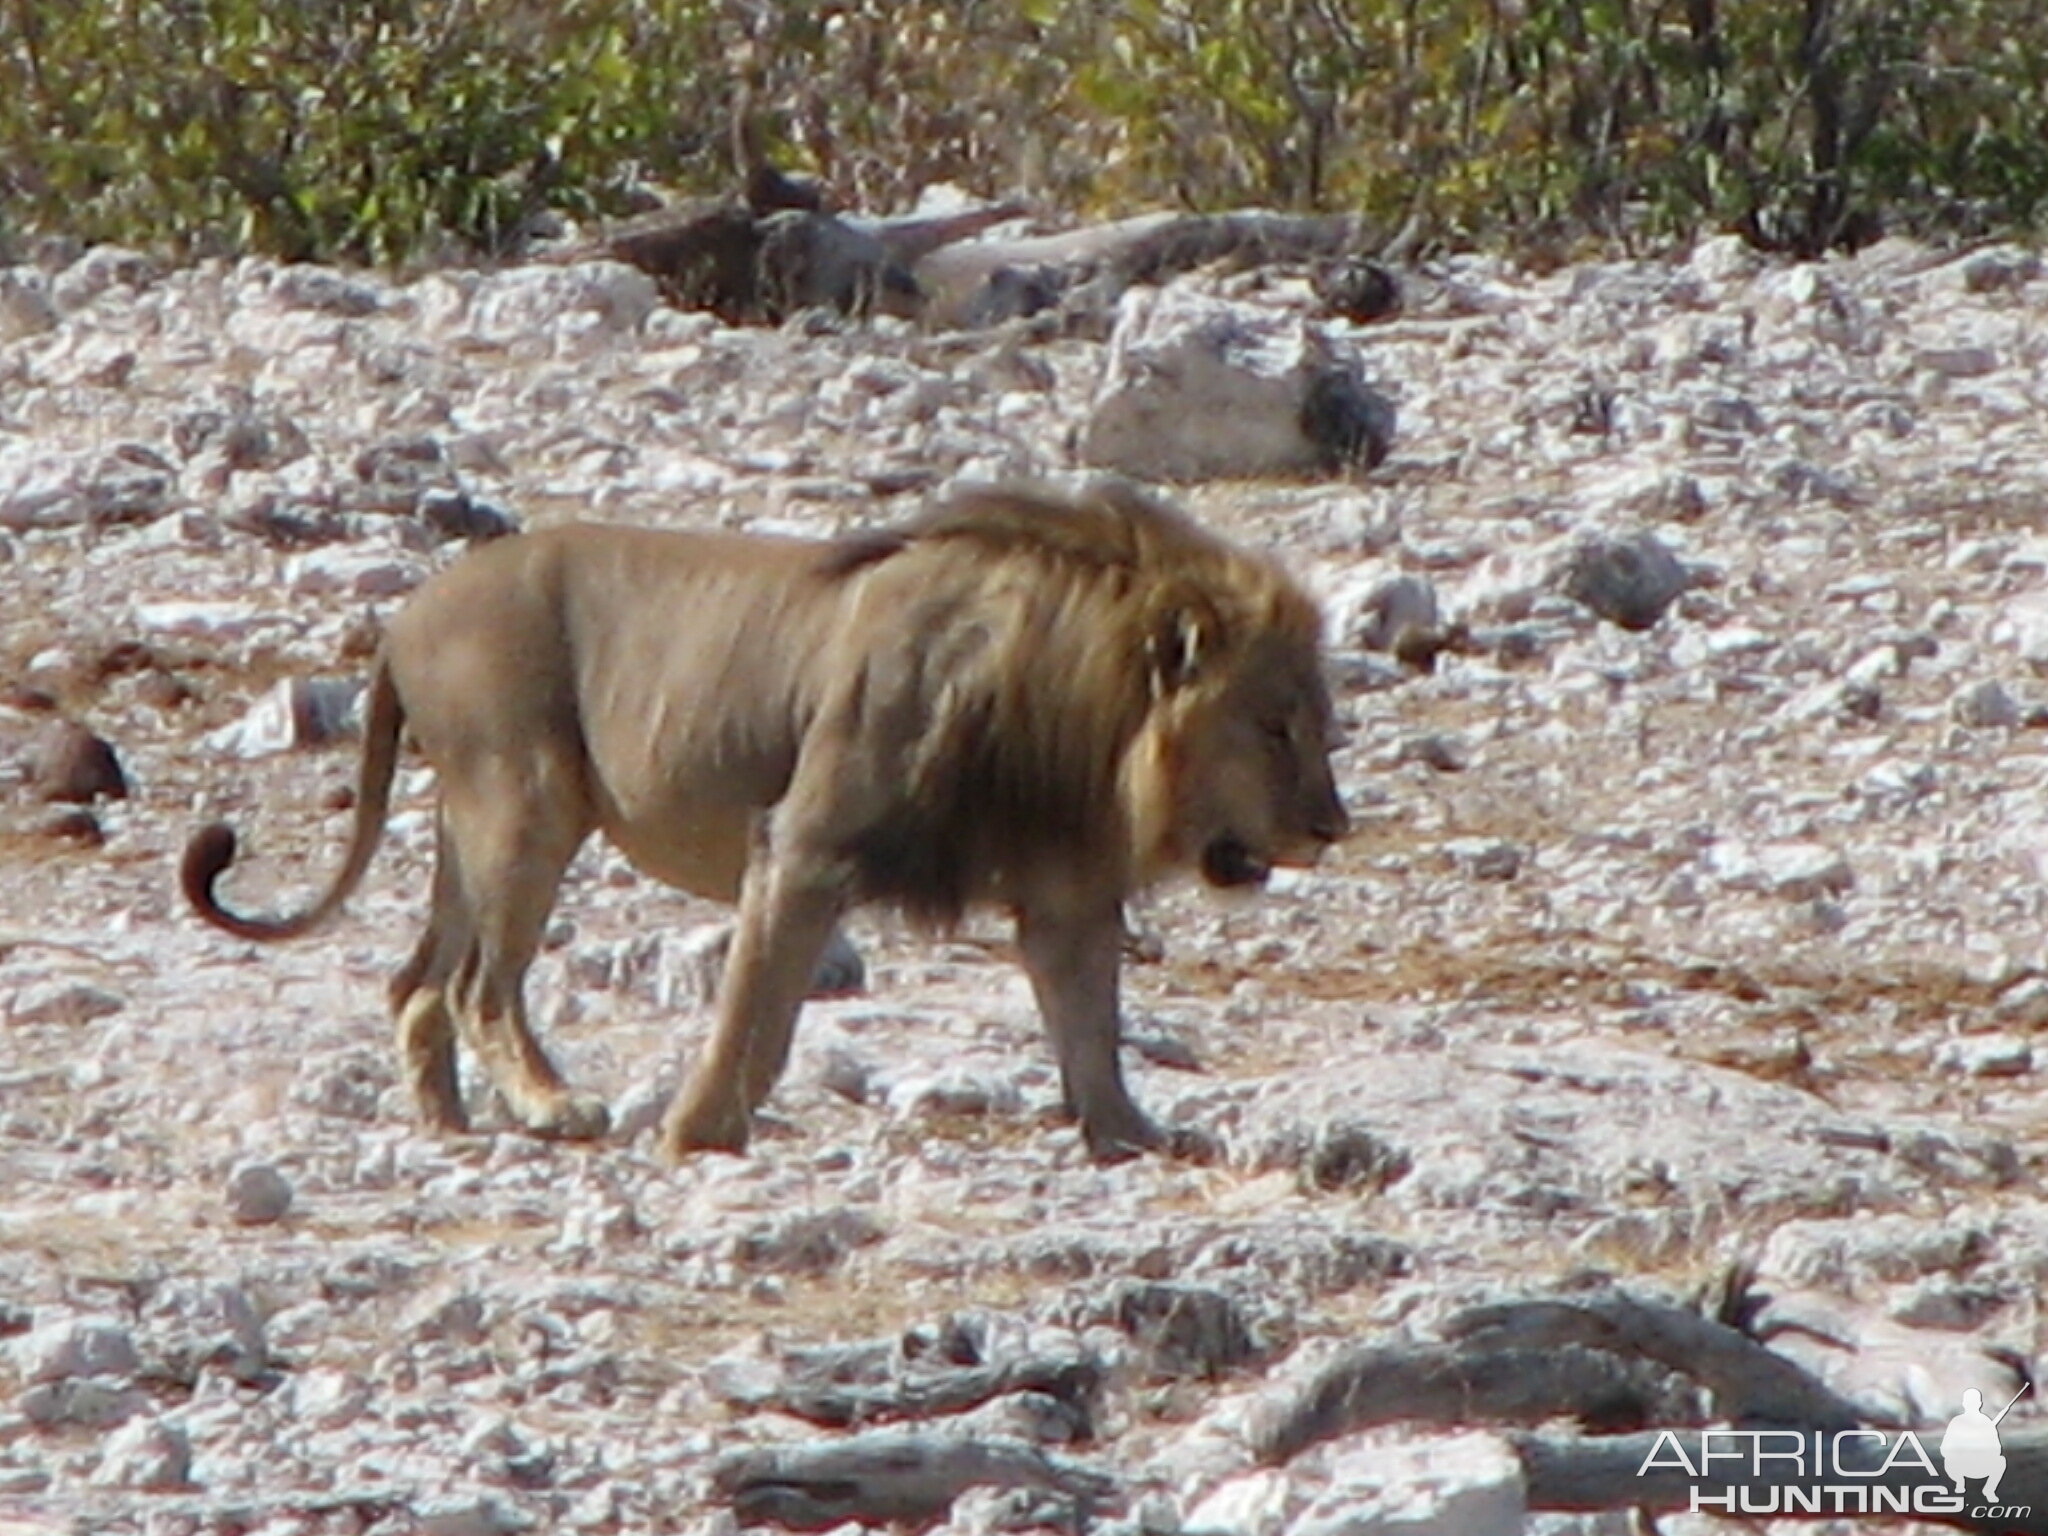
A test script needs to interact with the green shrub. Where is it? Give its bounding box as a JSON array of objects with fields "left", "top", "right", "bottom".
[{"left": 2, "top": 0, "right": 2044, "bottom": 267}]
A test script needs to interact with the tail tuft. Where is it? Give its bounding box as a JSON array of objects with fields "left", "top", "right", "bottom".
[{"left": 181, "top": 822, "right": 240, "bottom": 917}]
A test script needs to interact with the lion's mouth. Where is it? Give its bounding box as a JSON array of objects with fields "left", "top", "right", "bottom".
[{"left": 1202, "top": 836, "right": 1272, "bottom": 888}]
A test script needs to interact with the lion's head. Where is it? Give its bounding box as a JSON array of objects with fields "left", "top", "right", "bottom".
[
  {"left": 843, "top": 481, "right": 1349, "bottom": 911},
  {"left": 1119, "top": 543, "right": 1350, "bottom": 890}
]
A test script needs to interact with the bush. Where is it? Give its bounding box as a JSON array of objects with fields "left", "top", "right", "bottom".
[{"left": 3, "top": 0, "right": 2044, "bottom": 267}]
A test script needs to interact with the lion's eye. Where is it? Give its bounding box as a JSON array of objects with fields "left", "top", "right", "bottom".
[{"left": 1261, "top": 719, "right": 1292, "bottom": 745}]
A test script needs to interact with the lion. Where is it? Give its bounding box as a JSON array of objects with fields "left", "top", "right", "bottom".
[{"left": 182, "top": 480, "right": 1349, "bottom": 1162}]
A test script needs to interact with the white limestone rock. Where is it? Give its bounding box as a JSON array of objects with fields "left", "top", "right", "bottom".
[{"left": 1079, "top": 289, "right": 1392, "bottom": 481}]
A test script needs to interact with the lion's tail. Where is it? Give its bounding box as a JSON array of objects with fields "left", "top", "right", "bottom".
[{"left": 181, "top": 659, "right": 404, "bottom": 942}]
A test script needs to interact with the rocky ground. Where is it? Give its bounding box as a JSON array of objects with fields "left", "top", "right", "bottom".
[{"left": 2, "top": 225, "right": 2047, "bottom": 1535}]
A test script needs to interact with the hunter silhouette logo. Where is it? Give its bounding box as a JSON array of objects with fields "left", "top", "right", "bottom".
[
  {"left": 1639, "top": 1382, "right": 2034, "bottom": 1519},
  {"left": 1941, "top": 1385, "right": 2028, "bottom": 1503}
]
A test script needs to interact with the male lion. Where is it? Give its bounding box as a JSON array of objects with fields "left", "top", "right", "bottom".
[{"left": 183, "top": 481, "right": 1348, "bottom": 1161}]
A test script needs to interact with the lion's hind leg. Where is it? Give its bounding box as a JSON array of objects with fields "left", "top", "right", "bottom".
[
  {"left": 387, "top": 820, "right": 471, "bottom": 1133},
  {"left": 438, "top": 766, "right": 609, "bottom": 1141}
]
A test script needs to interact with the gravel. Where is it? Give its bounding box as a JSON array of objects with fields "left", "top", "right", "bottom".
[{"left": 3, "top": 228, "right": 2046, "bottom": 1531}]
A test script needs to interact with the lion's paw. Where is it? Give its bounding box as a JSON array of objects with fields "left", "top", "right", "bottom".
[
  {"left": 659, "top": 1100, "right": 753, "bottom": 1161},
  {"left": 530, "top": 1092, "right": 612, "bottom": 1142}
]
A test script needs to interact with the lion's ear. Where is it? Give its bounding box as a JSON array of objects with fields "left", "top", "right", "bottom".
[{"left": 1147, "top": 597, "right": 1226, "bottom": 695}]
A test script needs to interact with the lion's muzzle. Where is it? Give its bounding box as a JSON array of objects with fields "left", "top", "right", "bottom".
[{"left": 1202, "top": 835, "right": 1273, "bottom": 888}]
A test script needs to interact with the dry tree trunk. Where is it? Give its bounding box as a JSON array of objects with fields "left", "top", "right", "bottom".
[
  {"left": 701, "top": 1284, "right": 2041, "bottom": 1532},
  {"left": 1259, "top": 1286, "right": 2048, "bottom": 1535}
]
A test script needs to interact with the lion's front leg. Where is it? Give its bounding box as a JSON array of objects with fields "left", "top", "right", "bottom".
[
  {"left": 1016, "top": 896, "right": 1166, "bottom": 1163},
  {"left": 661, "top": 846, "right": 846, "bottom": 1159}
]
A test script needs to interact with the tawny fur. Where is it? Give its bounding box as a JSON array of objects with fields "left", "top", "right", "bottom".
[{"left": 183, "top": 481, "right": 1348, "bottom": 1161}]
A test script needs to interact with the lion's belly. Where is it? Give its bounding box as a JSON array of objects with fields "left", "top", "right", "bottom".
[{"left": 603, "top": 805, "right": 753, "bottom": 903}]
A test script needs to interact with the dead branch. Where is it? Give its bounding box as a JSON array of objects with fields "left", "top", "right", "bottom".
[
  {"left": 709, "top": 1341, "right": 1100, "bottom": 1431},
  {"left": 1441, "top": 1289, "right": 1869, "bottom": 1429},
  {"left": 1253, "top": 1339, "right": 1701, "bottom": 1465},
  {"left": 913, "top": 210, "right": 1378, "bottom": 328},
  {"left": 711, "top": 1430, "right": 1117, "bottom": 1531},
  {"left": 1259, "top": 1286, "right": 2046, "bottom": 1534}
]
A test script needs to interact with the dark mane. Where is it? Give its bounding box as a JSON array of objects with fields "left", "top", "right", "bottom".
[
  {"left": 810, "top": 483, "right": 1283, "bottom": 926},
  {"left": 816, "top": 528, "right": 907, "bottom": 578},
  {"left": 817, "top": 480, "right": 1223, "bottom": 585}
]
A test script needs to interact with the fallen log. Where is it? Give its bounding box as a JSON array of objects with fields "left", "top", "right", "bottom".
[
  {"left": 1258, "top": 1284, "right": 2046, "bottom": 1534},
  {"left": 544, "top": 195, "right": 1389, "bottom": 331},
  {"left": 712, "top": 1430, "right": 1117, "bottom": 1531},
  {"left": 708, "top": 1340, "right": 1100, "bottom": 1431},
  {"left": 914, "top": 209, "right": 1375, "bottom": 328},
  {"left": 565, "top": 199, "right": 763, "bottom": 321},
  {"left": 534, "top": 186, "right": 1020, "bottom": 325},
  {"left": 1439, "top": 1287, "right": 1869, "bottom": 1429}
]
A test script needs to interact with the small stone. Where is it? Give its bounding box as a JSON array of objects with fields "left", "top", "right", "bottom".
[
  {"left": 1109, "top": 1281, "right": 1260, "bottom": 1379},
  {"left": 0, "top": 270, "right": 58, "bottom": 340},
  {"left": 294, "top": 1052, "right": 393, "bottom": 1121},
  {"left": 815, "top": 1046, "right": 876, "bottom": 1103},
  {"left": 732, "top": 1208, "right": 884, "bottom": 1275},
  {"left": 1706, "top": 840, "right": 1853, "bottom": 901},
  {"left": 1347, "top": 573, "right": 1440, "bottom": 655},
  {"left": 27, "top": 719, "right": 128, "bottom": 803},
  {"left": 51, "top": 245, "right": 157, "bottom": 310},
  {"left": 2000, "top": 590, "right": 2048, "bottom": 669},
  {"left": 285, "top": 548, "right": 423, "bottom": 600},
  {"left": 271, "top": 266, "right": 384, "bottom": 316},
  {"left": 1760, "top": 1215, "right": 1989, "bottom": 1287},
  {"left": 1449, "top": 840, "right": 1522, "bottom": 882},
  {"left": 1315, "top": 257, "right": 1402, "bottom": 323},
  {"left": 610, "top": 1073, "right": 680, "bottom": 1143},
  {"left": 14, "top": 1316, "right": 139, "bottom": 1383},
  {"left": 1559, "top": 531, "right": 1689, "bottom": 631},
  {"left": 1890, "top": 1280, "right": 2010, "bottom": 1332},
  {"left": 1953, "top": 679, "right": 2020, "bottom": 729},
  {"left": 92, "top": 1416, "right": 192, "bottom": 1489},
  {"left": 410, "top": 1289, "right": 489, "bottom": 1345},
  {"left": 1300, "top": 366, "right": 1398, "bottom": 474},
  {"left": 1993, "top": 975, "right": 2048, "bottom": 1028},
  {"left": 420, "top": 488, "right": 519, "bottom": 543},
  {"left": 558, "top": 1195, "right": 640, "bottom": 1252},
  {"left": 1917, "top": 345, "right": 1997, "bottom": 379},
  {"left": 227, "top": 1161, "right": 294, "bottom": 1225},
  {"left": 1128, "top": 1030, "right": 1202, "bottom": 1071},
  {"left": 5, "top": 979, "right": 125, "bottom": 1027},
  {"left": 17, "top": 1378, "right": 147, "bottom": 1429},
  {"left": 810, "top": 929, "right": 868, "bottom": 997},
  {"left": 1396, "top": 733, "right": 1467, "bottom": 772},
  {"left": 1079, "top": 289, "right": 1392, "bottom": 481},
  {"left": 206, "top": 676, "right": 365, "bottom": 757},
  {"left": 147, "top": 1279, "right": 270, "bottom": 1383},
  {"left": 1186, "top": 1469, "right": 1293, "bottom": 1535},
  {"left": 1306, "top": 1123, "right": 1414, "bottom": 1193},
  {"left": 415, "top": 1493, "right": 521, "bottom": 1536},
  {"left": 886, "top": 1069, "right": 1024, "bottom": 1122},
  {"left": 1341, "top": 1435, "right": 1524, "bottom": 1536},
  {"left": 1935, "top": 1035, "right": 2033, "bottom": 1078},
  {"left": 1962, "top": 247, "right": 2041, "bottom": 293},
  {"left": 288, "top": 1368, "right": 371, "bottom": 1429}
]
